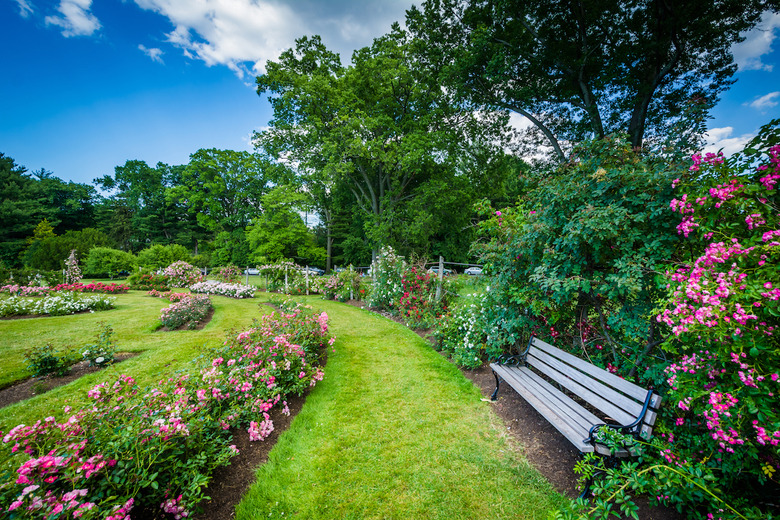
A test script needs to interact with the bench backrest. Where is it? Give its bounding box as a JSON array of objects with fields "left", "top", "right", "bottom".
[{"left": 525, "top": 336, "right": 662, "bottom": 438}]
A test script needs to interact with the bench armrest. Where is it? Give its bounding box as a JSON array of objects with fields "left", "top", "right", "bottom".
[{"left": 583, "top": 389, "right": 656, "bottom": 445}]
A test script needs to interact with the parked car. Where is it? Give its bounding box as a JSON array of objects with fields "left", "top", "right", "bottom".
[
  {"left": 299, "top": 266, "right": 324, "bottom": 276},
  {"left": 464, "top": 266, "right": 483, "bottom": 276},
  {"left": 244, "top": 268, "right": 260, "bottom": 275},
  {"left": 428, "top": 266, "right": 453, "bottom": 276}
]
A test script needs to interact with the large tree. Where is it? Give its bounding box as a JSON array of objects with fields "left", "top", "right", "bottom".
[
  {"left": 256, "top": 27, "right": 506, "bottom": 261},
  {"left": 0, "top": 154, "right": 54, "bottom": 267},
  {"left": 407, "top": 0, "right": 776, "bottom": 159}
]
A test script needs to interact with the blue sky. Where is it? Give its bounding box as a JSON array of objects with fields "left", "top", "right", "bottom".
[{"left": 2, "top": 1, "right": 780, "bottom": 185}]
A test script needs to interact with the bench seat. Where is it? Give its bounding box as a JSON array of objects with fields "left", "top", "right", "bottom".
[{"left": 490, "top": 336, "right": 662, "bottom": 457}]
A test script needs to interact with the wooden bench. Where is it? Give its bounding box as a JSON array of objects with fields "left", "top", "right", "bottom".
[{"left": 490, "top": 336, "right": 662, "bottom": 459}]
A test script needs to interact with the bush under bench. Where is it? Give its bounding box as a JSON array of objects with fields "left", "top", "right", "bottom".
[{"left": 490, "top": 335, "right": 662, "bottom": 495}]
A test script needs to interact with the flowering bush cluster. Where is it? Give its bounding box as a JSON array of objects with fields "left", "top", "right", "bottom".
[
  {"left": 397, "top": 266, "right": 447, "bottom": 328},
  {"left": 81, "top": 322, "right": 117, "bottom": 367},
  {"left": 51, "top": 283, "right": 129, "bottom": 294},
  {"left": 212, "top": 264, "right": 242, "bottom": 284},
  {"left": 1, "top": 283, "right": 128, "bottom": 297},
  {"left": 189, "top": 281, "right": 255, "bottom": 299},
  {"left": 367, "top": 246, "right": 407, "bottom": 309},
  {"left": 161, "top": 262, "right": 203, "bottom": 288},
  {"left": 159, "top": 294, "right": 213, "bottom": 330},
  {"left": 64, "top": 250, "right": 81, "bottom": 285},
  {"left": 433, "top": 293, "right": 490, "bottom": 368},
  {"left": 24, "top": 344, "right": 74, "bottom": 378},
  {"left": 127, "top": 273, "right": 171, "bottom": 292},
  {"left": 0, "top": 286, "right": 51, "bottom": 297},
  {"left": 147, "top": 290, "right": 188, "bottom": 302},
  {"left": 320, "top": 268, "right": 363, "bottom": 302},
  {"left": 557, "top": 123, "right": 780, "bottom": 520},
  {"left": 0, "top": 293, "right": 116, "bottom": 318},
  {"left": 0, "top": 308, "right": 332, "bottom": 519},
  {"left": 259, "top": 262, "right": 320, "bottom": 295}
]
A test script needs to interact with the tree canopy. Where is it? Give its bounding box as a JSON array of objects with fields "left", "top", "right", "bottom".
[{"left": 407, "top": 0, "right": 776, "bottom": 159}]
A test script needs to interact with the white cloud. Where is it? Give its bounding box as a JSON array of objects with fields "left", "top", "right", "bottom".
[
  {"left": 749, "top": 91, "right": 780, "bottom": 111},
  {"left": 132, "top": 0, "right": 412, "bottom": 77},
  {"left": 703, "top": 127, "right": 754, "bottom": 157},
  {"left": 732, "top": 12, "right": 780, "bottom": 71},
  {"left": 15, "top": 0, "right": 34, "bottom": 18},
  {"left": 138, "top": 44, "right": 165, "bottom": 64},
  {"left": 45, "top": 0, "right": 101, "bottom": 37}
]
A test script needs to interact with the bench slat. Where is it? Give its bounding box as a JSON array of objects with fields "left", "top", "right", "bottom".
[
  {"left": 491, "top": 364, "right": 593, "bottom": 452},
  {"left": 528, "top": 348, "right": 645, "bottom": 420},
  {"left": 531, "top": 337, "right": 656, "bottom": 405},
  {"left": 515, "top": 366, "right": 601, "bottom": 433},
  {"left": 527, "top": 351, "right": 638, "bottom": 426}
]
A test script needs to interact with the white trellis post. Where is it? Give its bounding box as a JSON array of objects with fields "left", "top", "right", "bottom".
[
  {"left": 435, "top": 255, "right": 444, "bottom": 300},
  {"left": 306, "top": 266, "right": 310, "bottom": 295},
  {"left": 285, "top": 265, "right": 289, "bottom": 293},
  {"left": 349, "top": 265, "right": 354, "bottom": 300}
]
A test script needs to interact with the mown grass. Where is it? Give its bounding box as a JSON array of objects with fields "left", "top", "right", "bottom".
[
  {"left": 0, "top": 289, "right": 269, "bottom": 431},
  {"left": 237, "top": 297, "right": 568, "bottom": 520}
]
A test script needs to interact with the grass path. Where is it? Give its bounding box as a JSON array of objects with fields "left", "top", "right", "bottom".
[{"left": 237, "top": 298, "right": 568, "bottom": 520}]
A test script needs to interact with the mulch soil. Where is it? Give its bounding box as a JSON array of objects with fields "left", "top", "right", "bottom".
[{"left": 0, "top": 353, "right": 138, "bottom": 409}]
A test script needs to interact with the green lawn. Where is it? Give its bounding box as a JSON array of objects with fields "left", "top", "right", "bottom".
[
  {"left": 0, "top": 289, "right": 268, "bottom": 431},
  {"left": 237, "top": 297, "right": 568, "bottom": 520}
]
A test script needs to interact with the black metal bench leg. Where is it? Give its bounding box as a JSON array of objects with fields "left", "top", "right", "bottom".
[
  {"left": 490, "top": 369, "right": 500, "bottom": 401},
  {"left": 578, "top": 469, "right": 603, "bottom": 500}
]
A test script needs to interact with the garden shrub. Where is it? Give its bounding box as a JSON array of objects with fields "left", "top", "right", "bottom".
[
  {"left": 83, "top": 247, "right": 137, "bottom": 279},
  {"left": 321, "top": 267, "right": 364, "bottom": 302},
  {"left": 0, "top": 309, "right": 333, "bottom": 518},
  {"left": 367, "top": 246, "right": 406, "bottom": 309},
  {"left": 63, "top": 250, "right": 81, "bottom": 285},
  {"left": 162, "top": 261, "right": 204, "bottom": 288},
  {"left": 136, "top": 244, "right": 191, "bottom": 270},
  {"left": 159, "top": 294, "right": 213, "bottom": 330},
  {"left": 212, "top": 264, "right": 242, "bottom": 283},
  {"left": 24, "top": 344, "right": 73, "bottom": 378},
  {"left": 126, "top": 273, "right": 171, "bottom": 291},
  {"left": 467, "top": 136, "right": 684, "bottom": 375},
  {"left": 52, "top": 282, "right": 129, "bottom": 294},
  {"left": 81, "top": 322, "right": 117, "bottom": 367},
  {"left": 433, "top": 292, "right": 490, "bottom": 369},
  {"left": 557, "top": 122, "right": 780, "bottom": 519}
]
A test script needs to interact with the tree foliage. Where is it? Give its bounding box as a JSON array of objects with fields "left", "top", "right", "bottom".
[{"left": 407, "top": 0, "right": 776, "bottom": 158}]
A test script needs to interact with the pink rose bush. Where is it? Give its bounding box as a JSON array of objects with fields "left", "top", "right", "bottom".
[
  {"left": 159, "top": 294, "right": 213, "bottom": 330},
  {"left": 0, "top": 307, "right": 333, "bottom": 518},
  {"left": 161, "top": 262, "right": 203, "bottom": 288}
]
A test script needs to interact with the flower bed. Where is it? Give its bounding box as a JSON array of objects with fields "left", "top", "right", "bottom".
[
  {"left": 52, "top": 282, "right": 129, "bottom": 294},
  {"left": 0, "top": 293, "right": 116, "bottom": 318},
  {"left": 189, "top": 282, "right": 255, "bottom": 299},
  {"left": 147, "top": 290, "right": 188, "bottom": 302},
  {"left": 0, "top": 285, "right": 50, "bottom": 297},
  {"left": 0, "top": 309, "right": 333, "bottom": 518},
  {"left": 127, "top": 273, "right": 171, "bottom": 291},
  {"left": 160, "top": 294, "right": 213, "bottom": 330}
]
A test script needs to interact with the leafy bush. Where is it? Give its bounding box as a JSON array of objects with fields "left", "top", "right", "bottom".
[
  {"left": 162, "top": 260, "right": 204, "bottom": 288},
  {"left": 321, "top": 268, "right": 364, "bottom": 302},
  {"left": 81, "top": 322, "right": 117, "bottom": 367},
  {"left": 136, "top": 243, "right": 192, "bottom": 269},
  {"left": 558, "top": 122, "right": 780, "bottom": 519},
  {"left": 84, "top": 247, "right": 137, "bottom": 278},
  {"left": 0, "top": 292, "right": 115, "bottom": 317},
  {"left": 189, "top": 281, "right": 255, "bottom": 298},
  {"left": 159, "top": 294, "right": 213, "bottom": 330},
  {"left": 63, "top": 250, "right": 82, "bottom": 284},
  {"left": 469, "top": 136, "right": 683, "bottom": 374},
  {"left": 24, "top": 344, "right": 73, "bottom": 377},
  {"left": 0, "top": 309, "right": 332, "bottom": 518}
]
